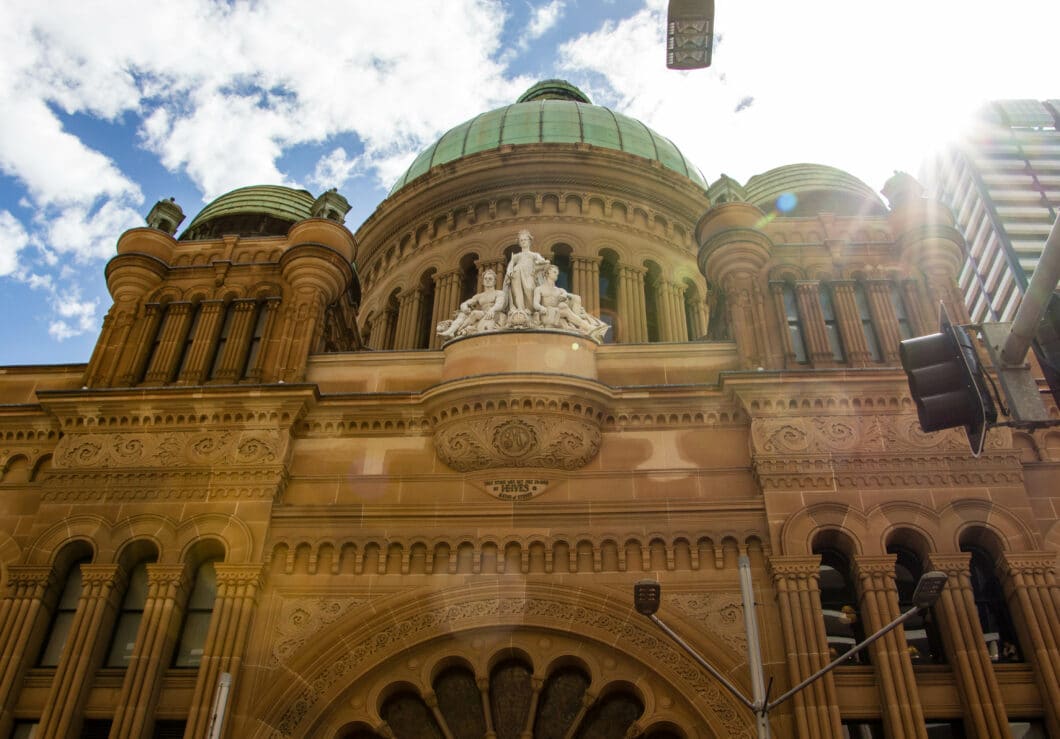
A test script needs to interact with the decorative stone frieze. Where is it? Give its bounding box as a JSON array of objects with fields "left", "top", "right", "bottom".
[
  {"left": 53, "top": 429, "right": 285, "bottom": 470},
  {"left": 434, "top": 414, "right": 600, "bottom": 472}
]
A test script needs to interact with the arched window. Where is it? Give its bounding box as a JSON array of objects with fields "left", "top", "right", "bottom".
[
  {"left": 643, "top": 262, "right": 662, "bottom": 343},
  {"left": 817, "top": 548, "right": 867, "bottom": 664},
  {"left": 208, "top": 302, "right": 236, "bottom": 379},
  {"left": 38, "top": 558, "right": 90, "bottom": 667},
  {"left": 105, "top": 561, "right": 153, "bottom": 667},
  {"left": 458, "top": 253, "right": 479, "bottom": 303},
  {"left": 550, "top": 244, "right": 573, "bottom": 291},
  {"left": 173, "top": 302, "right": 202, "bottom": 380},
  {"left": 964, "top": 544, "right": 1022, "bottom": 662},
  {"left": 890, "top": 283, "right": 914, "bottom": 340},
  {"left": 598, "top": 252, "right": 619, "bottom": 343},
  {"left": 889, "top": 546, "right": 945, "bottom": 664},
  {"left": 241, "top": 299, "right": 271, "bottom": 378},
  {"left": 415, "top": 270, "right": 436, "bottom": 349},
  {"left": 173, "top": 559, "right": 219, "bottom": 668}
]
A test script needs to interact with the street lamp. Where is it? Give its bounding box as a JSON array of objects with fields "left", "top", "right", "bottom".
[{"left": 634, "top": 561, "right": 948, "bottom": 738}]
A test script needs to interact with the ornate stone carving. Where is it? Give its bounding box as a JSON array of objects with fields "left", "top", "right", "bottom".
[
  {"left": 273, "top": 593, "right": 750, "bottom": 738},
  {"left": 434, "top": 414, "right": 600, "bottom": 472},
  {"left": 271, "top": 596, "right": 371, "bottom": 666},
  {"left": 53, "top": 429, "right": 285, "bottom": 470},
  {"left": 666, "top": 591, "right": 748, "bottom": 654}
]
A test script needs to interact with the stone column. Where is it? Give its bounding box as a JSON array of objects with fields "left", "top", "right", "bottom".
[
  {"left": 769, "top": 283, "right": 798, "bottom": 362},
  {"left": 109, "top": 565, "right": 188, "bottom": 739},
  {"left": 243, "top": 297, "right": 281, "bottom": 383},
  {"left": 117, "top": 303, "right": 164, "bottom": 386},
  {"left": 854, "top": 556, "right": 927, "bottom": 739},
  {"left": 38, "top": 564, "right": 122, "bottom": 739},
  {"left": 0, "top": 567, "right": 54, "bottom": 738},
  {"left": 211, "top": 299, "right": 259, "bottom": 383},
  {"left": 184, "top": 565, "right": 262, "bottom": 739},
  {"left": 865, "top": 281, "right": 902, "bottom": 364},
  {"left": 829, "top": 281, "right": 871, "bottom": 367},
  {"left": 572, "top": 256, "right": 600, "bottom": 316},
  {"left": 769, "top": 556, "right": 842, "bottom": 739},
  {"left": 143, "top": 301, "right": 194, "bottom": 384},
  {"left": 901, "top": 279, "right": 932, "bottom": 337},
  {"left": 430, "top": 271, "right": 462, "bottom": 349},
  {"left": 176, "top": 300, "right": 225, "bottom": 384},
  {"left": 616, "top": 265, "right": 635, "bottom": 343},
  {"left": 999, "top": 552, "right": 1060, "bottom": 738},
  {"left": 394, "top": 289, "right": 426, "bottom": 350},
  {"left": 927, "top": 553, "right": 1009, "bottom": 739},
  {"left": 370, "top": 308, "right": 397, "bottom": 350},
  {"left": 795, "top": 283, "right": 833, "bottom": 366}
]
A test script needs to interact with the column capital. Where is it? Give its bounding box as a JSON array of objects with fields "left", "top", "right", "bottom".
[
  {"left": 926, "top": 552, "right": 971, "bottom": 577},
  {"left": 4, "top": 565, "right": 55, "bottom": 595},
  {"left": 769, "top": 555, "right": 821, "bottom": 580},
  {"left": 998, "top": 551, "right": 1057, "bottom": 578},
  {"left": 214, "top": 563, "right": 264, "bottom": 588},
  {"left": 853, "top": 555, "right": 898, "bottom": 589},
  {"left": 79, "top": 563, "right": 122, "bottom": 585},
  {"left": 145, "top": 563, "right": 189, "bottom": 590}
]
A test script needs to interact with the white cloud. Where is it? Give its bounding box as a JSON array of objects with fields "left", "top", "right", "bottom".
[
  {"left": 47, "top": 288, "right": 98, "bottom": 341},
  {"left": 45, "top": 200, "right": 144, "bottom": 262},
  {"left": 527, "top": 1, "right": 566, "bottom": 40},
  {"left": 309, "top": 148, "right": 361, "bottom": 191},
  {"left": 0, "top": 211, "right": 29, "bottom": 276}
]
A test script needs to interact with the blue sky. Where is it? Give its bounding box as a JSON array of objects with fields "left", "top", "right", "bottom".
[{"left": 1, "top": 0, "right": 1057, "bottom": 366}]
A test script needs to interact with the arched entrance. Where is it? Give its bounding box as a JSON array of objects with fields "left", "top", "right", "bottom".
[{"left": 247, "top": 583, "right": 753, "bottom": 738}]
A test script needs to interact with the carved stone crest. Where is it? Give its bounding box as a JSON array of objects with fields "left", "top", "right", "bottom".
[{"left": 435, "top": 414, "right": 599, "bottom": 472}]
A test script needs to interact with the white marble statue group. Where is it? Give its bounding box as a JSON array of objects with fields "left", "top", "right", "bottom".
[{"left": 437, "top": 229, "right": 609, "bottom": 342}]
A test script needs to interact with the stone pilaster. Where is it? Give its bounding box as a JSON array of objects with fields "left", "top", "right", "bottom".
[
  {"left": 117, "top": 303, "right": 164, "bottom": 386},
  {"left": 572, "top": 256, "right": 600, "bottom": 316},
  {"left": 0, "top": 567, "right": 54, "bottom": 738},
  {"left": 829, "top": 281, "right": 871, "bottom": 367},
  {"left": 430, "top": 271, "right": 462, "bottom": 349},
  {"left": 394, "top": 288, "right": 426, "bottom": 349},
  {"left": 38, "top": 564, "right": 122, "bottom": 739},
  {"left": 795, "top": 283, "right": 832, "bottom": 366},
  {"left": 769, "top": 556, "right": 842, "bottom": 739},
  {"left": 211, "top": 299, "right": 259, "bottom": 383},
  {"left": 865, "top": 281, "right": 902, "bottom": 364},
  {"left": 243, "top": 297, "right": 281, "bottom": 383},
  {"left": 999, "top": 552, "right": 1060, "bottom": 739},
  {"left": 184, "top": 565, "right": 263, "bottom": 739},
  {"left": 143, "top": 301, "right": 194, "bottom": 384},
  {"left": 901, "top": 279, "right": 931, "bottom": 337},
  {"left": 927, "top": 553, "right": 1009, "bottom": 739},
  {"left": 854, "top": 556, "right": 927, "bottom": 739},
  {"left": 110, "top": 565, "right": 188, "bottom": 739},
  {"left": 176, "top": 300, "right": 224, "bottom": 384}
]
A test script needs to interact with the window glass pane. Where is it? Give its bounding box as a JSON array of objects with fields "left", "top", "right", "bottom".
[
  {"left": 841, "top": 721, "right": 884, "bottom": 738},
  {"left": 925, "top": 720, "right": 965, "bottom": 738},
  {"left": 174, "top": 560, "right": 219, "bottom": 668},
  {"left": 1009, "top": 720, "right": 1047, "bottom": 738},
  {"left": 819, "top": 287, "right": 846, "bottom": 360},
  {"left": 106, "top": 613, "right": 143, "bottom": 667},
  {"left": 173, "top": 613, "right": 212, "bottom": 668},
  {"left": 890, "top": 285, "right": 914, "bottom": 340},
  {"left": 965, "top": 545, "right": 1023, "bottom": 662},
  {"left": 38, "top": 560, "right": 87, "bottom": 667},
  {"left": 782, "top": 285, "right": 808, "bottom": 364},
  {"left": 12, "top": 722, "right": 39, "bottom": 739}
]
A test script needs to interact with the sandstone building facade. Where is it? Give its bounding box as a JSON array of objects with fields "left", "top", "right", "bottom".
[{"left": 0, "top": 81, "right": 1058, "bottom": 738}]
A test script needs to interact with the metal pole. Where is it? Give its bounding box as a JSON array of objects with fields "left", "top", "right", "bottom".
[
  {"left": 207, "top": 672, "right": 233, "bottom": 739},
  {"left": 647, "top": 613, "right": 757, "bottom": 712},
  {"left": 767, "top": 605, "right": 923, "bottom": 711},
  {"left": 1001, "top": 215, "right": 1060, "bottom": 365},
  {"left": 739, "top": 555, "right": 771, "bottom": 738}
]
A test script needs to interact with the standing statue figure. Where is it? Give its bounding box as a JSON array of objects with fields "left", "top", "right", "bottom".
[
  {"left": 503, "top": 229, "right": 549, "bottom": 327},
  {"left": 437, "top": 268, "right": 507, "bottom": 338},
  {"left": 534, "top": 265, "right": 609, "bottom": 341}
]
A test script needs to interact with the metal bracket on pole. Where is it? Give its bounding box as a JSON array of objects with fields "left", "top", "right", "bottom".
[{"left": 980, "top": 322, "right": 1051, "bottom": 423}]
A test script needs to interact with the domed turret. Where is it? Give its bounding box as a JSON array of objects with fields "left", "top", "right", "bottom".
[{"left": 180, "top": 185, "right": 316, "bottom": 241}]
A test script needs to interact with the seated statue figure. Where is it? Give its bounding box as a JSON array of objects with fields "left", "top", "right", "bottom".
[
  {"left": 532, "top": 265, "right": 609, "bottom": 341},
  {"left": 437, "top": 268, "right": 507, "bottom": 339}
]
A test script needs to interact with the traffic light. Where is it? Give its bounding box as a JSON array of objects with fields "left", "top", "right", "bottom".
[{"left": 899, "top": 308, "right": 997, "bottom": 457}]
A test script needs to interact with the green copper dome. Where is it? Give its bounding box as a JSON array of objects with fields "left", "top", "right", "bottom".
[
  {"left": 389, "top": 80, "right": 707, "bottom": 194},
  {"left": 181, "top": 185, "right": 315, "bottom": 240}
]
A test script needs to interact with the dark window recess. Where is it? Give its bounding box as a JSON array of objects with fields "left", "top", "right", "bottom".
[
  {"left": 964, "top": 545, "right": 1023, "bottom": 662},
  {"left": 153, "top": 720, "right": 188, "bottom": 739},
  {"left": 80, "top": 720, "right": 113, "bottom": 739},
  {"left": 842, "top": 721, "right": 885, "bottom": 738},
  {"left": 925, "top": 720, "right": 966, "bottom": 738}
]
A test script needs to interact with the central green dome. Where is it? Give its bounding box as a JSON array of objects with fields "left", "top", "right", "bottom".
[{"left": 388, "top": 80, "right": 707, "bottom": 194}]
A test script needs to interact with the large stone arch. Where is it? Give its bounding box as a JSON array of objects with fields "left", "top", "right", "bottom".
[{"left": 244, "top": 581, "right": 754, "bottom": 738}]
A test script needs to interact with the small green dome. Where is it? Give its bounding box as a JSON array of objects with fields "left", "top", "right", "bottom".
[
  {"left": 181, "top": 185, "right": 315, "bottom": 240},
  {"left": 389, "top": 80, "right": 707, "bottom": 195},
  {"left": 743, "top": 164, "right": 886, "bottom": 217}
]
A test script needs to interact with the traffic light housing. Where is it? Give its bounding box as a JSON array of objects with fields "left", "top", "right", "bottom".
[
  {"left": 667, "top": 0, "right": 715, "bottom": 69},
  {"left": 899, "top": 309, "right": 997, "bottom": 457}
]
